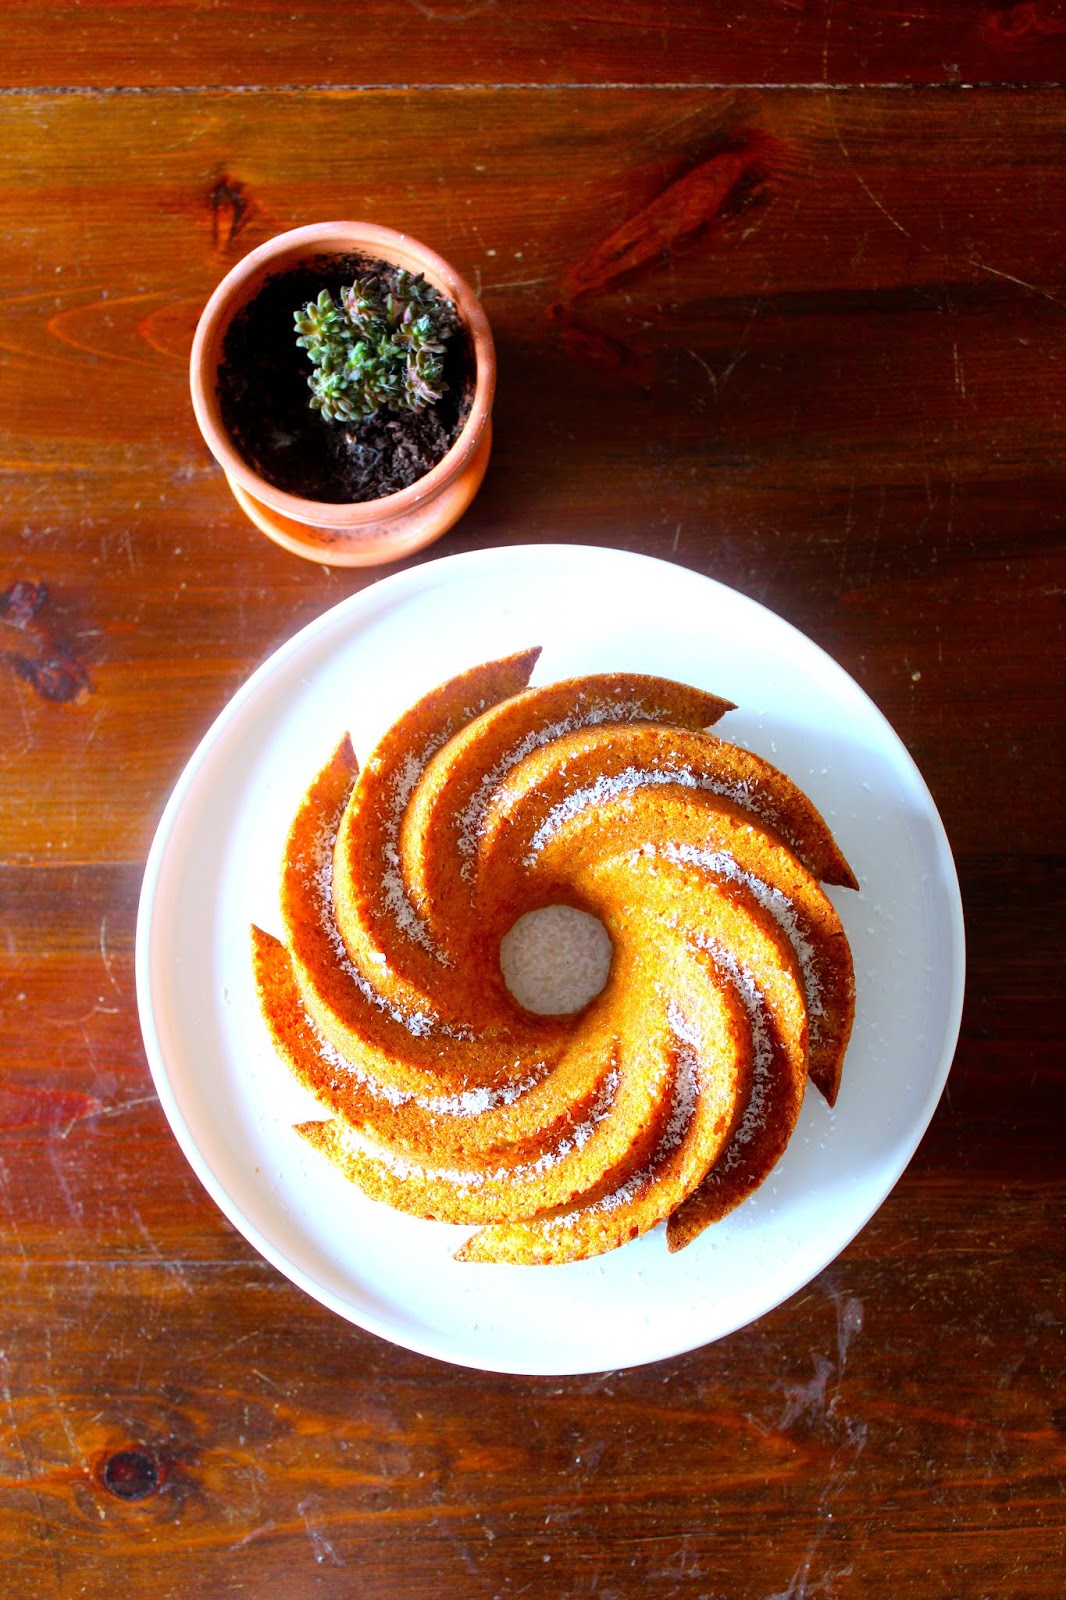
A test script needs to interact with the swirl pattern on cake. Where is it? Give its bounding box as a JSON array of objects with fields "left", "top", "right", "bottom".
[{"left": 253, "top": 649, "right": 857, "bottom": 1265}]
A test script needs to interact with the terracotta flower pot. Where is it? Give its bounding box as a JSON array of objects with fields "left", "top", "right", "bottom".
[{"left": 189, "top": 221, "right": 495, "bottom": 567}]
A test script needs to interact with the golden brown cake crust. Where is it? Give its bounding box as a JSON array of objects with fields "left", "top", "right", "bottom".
[{"left": 252, "top": 651, "right": 858, "bottom": 1265}]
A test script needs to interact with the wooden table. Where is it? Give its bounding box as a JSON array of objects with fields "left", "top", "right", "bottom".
[{"left": 2, "top": 5, "right": 1063, "bottom": 1594}]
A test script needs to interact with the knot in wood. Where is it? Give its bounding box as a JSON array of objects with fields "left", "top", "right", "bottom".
[{"left": 101, "top": 1448, "right": 162, "bottom": 1501}]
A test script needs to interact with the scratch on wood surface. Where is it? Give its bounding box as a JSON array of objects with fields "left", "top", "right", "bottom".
[
  {"left": 42, "top": 1324, "right": 83, "bottom": 1467},
  {"left": 832, "top": 1289, "right": 863, "bottom": 1379},
  {"left": 952, "top": 340, "right": 967, "bottom": 398},
  {"left": 769, "top": 1535, "right": 854, "bottom": 1600},
  {"left": 775, "top": 1353, "right": 836, "bottom": 1431},
  {"left": 3, "top": 664, "right": 33, "bottom": 752},
  {"left": 767, "top": 1289, "right": 867, "bottom": 1600},
  {"left": 650, "top": 97, "right": 725, "bottom": 148},
  {"left": 821, "top": 0, "right": 834, "bottom": 83},
  {"left": 298, "top": 1494, "right": 346, "bottom": 1567},
  {"left": 405, "top": 0, "right": 498, "bottom": 19},
  {"left": 98, "top": 913, "right": 125, "bottom": 999},
  {"left": 964, "top": 255, "right": 1066, "bottom": 310},
  {"left": 0, "top": 1347, "right": 33, "bottom": 1478},
  {"left": 48, "top": 1142, "right": 86, "bottom": 1228},
  {"left": 558, "top": 132, "right": 784, "bottom": 305},
  {"left": 129, "top": 1205, "right": 194, "bottom": 1297},
  {"left": 481, "top": 274, "right": 552, "bottom": 294},
  {"left": 827, "top": 96, "right": 1064, "bottom": 313},
  {"left": 824, "top": 94, "right": 916, "bottom": 242},
  {"left": 0, "top": 1346, "right": 62, "bottom": 1584},
  {"left": 185, "top": 1329, "right": 262, "bottom": 1371},
  {"left": 59, "top": 1093, "right": 157, "bottom": 1141},
  {"left": 82, "top": 702, "right": 112, "bottom": 752},
  {"left": 0, "top": 1159, "right": 28, "bottom": 1266},
  {"left": 437, "top": 1520, "right": 484, "bottom": 1579},
  {"left": 232, "top": 1520, "right": 277, "bottom": 1550},
  {"left": 115, "top": 525, "right": 138, "bottom": 573}
]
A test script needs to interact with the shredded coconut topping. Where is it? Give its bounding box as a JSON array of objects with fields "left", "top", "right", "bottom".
[
  {"left": 381, "top": 742, "right": 447, "bottom": 956},
  {"left": 261, "top": 653, "right": 858, "bottom": 1271},
  {"left": 689, "top": 934, "right": 775, "bottom": 1171},
  {"left": 658, "top": 841, "right": 825, "bottom": 1025},
  {"left": 343, "top": 1062, "right": 622, "bottom": 1190},
  {"left": 313, "top": 1017, "right": 549, "bottom": 1116},
  {"left": 543, "top": 1038, "right": 700, "bottom": 1227},
  {"left": 309, "top": 815, "right": 440, "bottom": 1039},
  {"left": 524, "top": 764, "right": 766, "bottom": 864},
  {"left": 413, "top": 1066, "right": 547, "bottom": 1117},
  {"left": 457, "top": 700, "right": 671, "bottom": 874}
]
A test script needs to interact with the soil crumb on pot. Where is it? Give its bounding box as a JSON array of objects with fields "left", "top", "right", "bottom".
[{"left": 217, "top": 254, "right": 474, "bottom": 503}]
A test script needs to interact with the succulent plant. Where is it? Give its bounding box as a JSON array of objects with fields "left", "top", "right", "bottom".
[{"left": 293, "top": 269, "right": 452, "bottom": 424}]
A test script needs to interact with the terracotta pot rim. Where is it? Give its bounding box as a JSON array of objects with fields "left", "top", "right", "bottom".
[{"left": 189, "top": 221, "right": 495, "bottom": 531}]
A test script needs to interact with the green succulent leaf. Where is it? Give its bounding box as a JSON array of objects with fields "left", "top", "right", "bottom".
[{"left": 296, "top": 268, "right": 454, "bottom": 423}]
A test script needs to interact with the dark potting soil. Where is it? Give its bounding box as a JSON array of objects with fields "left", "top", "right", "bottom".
[{"left": 216, "top": 254, "right": 473, "bottom": 504}]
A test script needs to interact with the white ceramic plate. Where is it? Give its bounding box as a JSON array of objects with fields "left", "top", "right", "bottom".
[{"left": 136, "top": 544, "right": 965, "bottom": 1375}]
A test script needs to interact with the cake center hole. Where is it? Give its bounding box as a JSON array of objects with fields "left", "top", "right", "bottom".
[{"left": 500, "top": 905, "right": 613, "bottom": 1016}]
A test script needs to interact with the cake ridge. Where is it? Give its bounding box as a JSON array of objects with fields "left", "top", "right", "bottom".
[{"left": 253, "top": 650, "right": 858, "bottom": 1265}]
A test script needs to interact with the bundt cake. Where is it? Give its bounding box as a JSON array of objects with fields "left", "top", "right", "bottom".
[{"left": 252, "top": 649, "right": 857, "bottom": 1265}]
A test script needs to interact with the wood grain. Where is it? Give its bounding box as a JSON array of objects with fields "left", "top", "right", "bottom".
[
  {"left": 0, "top": 1251, "right": 1061, "bottom": 1597},
  {"left": 0, "top": 43, "right": 1063, "bottom": 1600},
  {"left": 1, "top": 88, "right": 1062, "bottom": 868},
  {"left": 2, "top": 1, "right": 1066, "bottom": 88}
]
